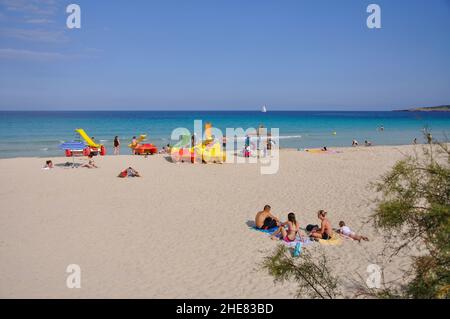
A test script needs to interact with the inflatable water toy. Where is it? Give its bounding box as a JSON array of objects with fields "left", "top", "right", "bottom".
[
  {"left": 170, "top": 123, "right": 224, "bottom": 163},
  {"left": 129, "top": 134, "right": 158, "bottom": 155}
]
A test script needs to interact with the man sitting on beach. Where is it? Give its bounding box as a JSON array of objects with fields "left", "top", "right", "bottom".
[
  {"left": 255, "top": 205, "right": 280, "bottom": 230},
  {"left": 310, "top": 210, "right": 332, "bottom": 240}
]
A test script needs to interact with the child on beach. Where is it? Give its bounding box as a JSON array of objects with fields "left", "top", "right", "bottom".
[
  {"left": 271, "top": 212, "right": 300, "bottom": 242},
  {"left": 337, "top": 221, "right": 369, "bottom": 242}
]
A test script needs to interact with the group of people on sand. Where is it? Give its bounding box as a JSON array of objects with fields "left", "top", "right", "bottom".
[
  {"left": 43, "top": 155, "right": 99, "bottom": 169},
  {"left": 255, "top": 205, "right": 368, "bottom": 243}
]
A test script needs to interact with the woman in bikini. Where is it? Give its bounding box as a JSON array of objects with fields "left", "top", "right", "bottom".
[
  {"left": 271, "top": 212, "right": 299, "bottom": 242},
  {"left": 82, "top": 155, "right": 98, "bottom": 168}
]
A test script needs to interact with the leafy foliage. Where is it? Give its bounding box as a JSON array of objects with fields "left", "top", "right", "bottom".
[
  {"left": 371, "top": 140, "right": 450, "bottom": 298},
  {"left": 261, "top": 245, "right": 340, "bottom": 299}
]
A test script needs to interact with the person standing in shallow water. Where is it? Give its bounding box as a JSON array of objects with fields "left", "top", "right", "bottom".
[
  {"left": 131, "top": 136, "right": 137, "bottom": 154},
  {"left": 113, "top": 136, "right": 120, "bottom": 155}
]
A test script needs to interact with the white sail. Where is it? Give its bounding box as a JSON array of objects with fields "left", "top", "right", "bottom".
[{"left": 261, "top": 105, "right": 267, "bottom": 113}]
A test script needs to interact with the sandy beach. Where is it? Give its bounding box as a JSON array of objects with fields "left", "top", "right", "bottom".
[{"left": 0, "top": 145, "right": 424, "bottom": 298}]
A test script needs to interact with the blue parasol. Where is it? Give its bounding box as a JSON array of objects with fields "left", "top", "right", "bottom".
[
  {"left": 59, "top": 141, "right": 86, "bottom": 167},
  {"left": 59, "top": 141, "right": 86, "bottom": 150}
]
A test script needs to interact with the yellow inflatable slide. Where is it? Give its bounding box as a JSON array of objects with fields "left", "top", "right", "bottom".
[{"left": 76, "top": 128, "right": 101, "bottom": 148}]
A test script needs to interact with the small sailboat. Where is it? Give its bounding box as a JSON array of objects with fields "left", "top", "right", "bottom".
[{"left": 261, "top": 105, "right": 267, "bottom": 113}]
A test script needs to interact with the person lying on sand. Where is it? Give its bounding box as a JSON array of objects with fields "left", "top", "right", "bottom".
[
  {"left": 337, "top": 221, "right": 369, "bottom": 242},
  {"left": 310, "top": 210, "right": 332, "bottom": 240},
  {"left": 271, "top": 212, "right": 300, "bottom": 242},
  {"left": 43, "top": 160, "right": 53, "bottom": 169},
  {"left": 82, "top": 155, "right": 98, "bottom": 168},
  {"left": 255, "top": 205, "right": 280, "bottom": 230},
  {"left": 364, "top": 140, "right": 373, "bottom": 146},
  {"left": 126, "top": 167, "right": 140, "bottom": 177}
]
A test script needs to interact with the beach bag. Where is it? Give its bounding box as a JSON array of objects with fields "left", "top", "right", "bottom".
[
  {"left": 306, "top": 224, "right": 319, "bottom": 232},
  {"left": 118, "top": 170, "right": 127, "bottom": 178}
]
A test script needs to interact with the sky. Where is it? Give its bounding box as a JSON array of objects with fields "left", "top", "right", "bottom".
[{"left": 0, "top": 0, "right": 449, "bottom": 111}]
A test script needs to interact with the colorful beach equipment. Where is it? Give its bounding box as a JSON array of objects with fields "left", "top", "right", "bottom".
[
  {"left": 129, "top": 134, "right": 158, "bottom": 155},
  {"left": 170, "top": 123, "right": 224, "bottom": 163},
  {"left": 59, "top": 141, "right": 86, "bottom": 167},
  {"left": 75, "top": 128, "right": 106, "bottom": 156}
]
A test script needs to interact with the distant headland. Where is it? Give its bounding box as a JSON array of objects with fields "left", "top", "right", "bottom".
[{"left": 395, "top": 105, "right": 450, "bottom": 112}]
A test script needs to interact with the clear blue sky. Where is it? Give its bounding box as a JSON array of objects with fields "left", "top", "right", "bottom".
[{"left": 0, "top": 0, "right": 449, "bottom": 110}]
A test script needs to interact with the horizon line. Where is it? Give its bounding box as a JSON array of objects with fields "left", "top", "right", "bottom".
[{"left": 0, "top": 109, "right": 400, "bottom": 112}]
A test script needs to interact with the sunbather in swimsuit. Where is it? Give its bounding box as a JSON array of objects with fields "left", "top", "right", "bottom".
[
  {"left": 255, "top": 205, "right": 280, "bottom": 229},
  {"left": 283, "top": 220, "right": 299, "bottom": 242},
  {"left": 271, "top": 212, "right": 299, "bottom": 242},
  {"left": 310, "top": 210, "right": 332, "bottom": 240}
]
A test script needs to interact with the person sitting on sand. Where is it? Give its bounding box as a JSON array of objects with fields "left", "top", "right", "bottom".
[
  {"left": 43, "top": 160, "right": 53, "bottom": 169},
  {"left": 82, "top": 155, "right": 98, "bottom": 168},
  {"left": 271, "top": 212, "right": 300, "bottom": 242},
  {"left": 322, "top": 146, "right": 328, "bottom": 151},
  {"left": 337, "top": 221, "right": 369, "bottom": 242},
  {"left": 364, "top": 140, "right": 372, "bottom": 146},
  {"left": 255, "top": 205, "right": 280, "bottom": 230},
  {"left": 126, "top": 167, "right": 140, "bottom": 177},
  {"left": 310, "top": 210, "right": 332, "bottom": 240}
]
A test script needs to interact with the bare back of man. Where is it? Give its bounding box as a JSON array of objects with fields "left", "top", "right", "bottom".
[{"left": 255, "top": 205, "right": 279, "bottom": 229}]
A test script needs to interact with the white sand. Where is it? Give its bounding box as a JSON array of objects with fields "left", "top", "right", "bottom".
[{"left": 0, "top": 145, "right": 422, "bottom": 298}]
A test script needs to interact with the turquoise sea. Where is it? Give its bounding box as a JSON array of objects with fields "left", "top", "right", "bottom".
[{"left": 0, "top": 111, "right": 449, "bottom": 158}]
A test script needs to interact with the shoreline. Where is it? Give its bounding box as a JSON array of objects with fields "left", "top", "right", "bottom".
[{"left": 0, "top": 142, "right": 429, "bottom": 160}]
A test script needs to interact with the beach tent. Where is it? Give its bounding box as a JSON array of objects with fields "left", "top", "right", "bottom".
[{"left": 59, "top": 141, "right": 86, "bottom": 167}]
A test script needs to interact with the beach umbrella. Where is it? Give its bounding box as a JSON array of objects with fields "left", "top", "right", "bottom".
[{"left": 59, "top": 141, "right": 86, "bottom": 167}]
